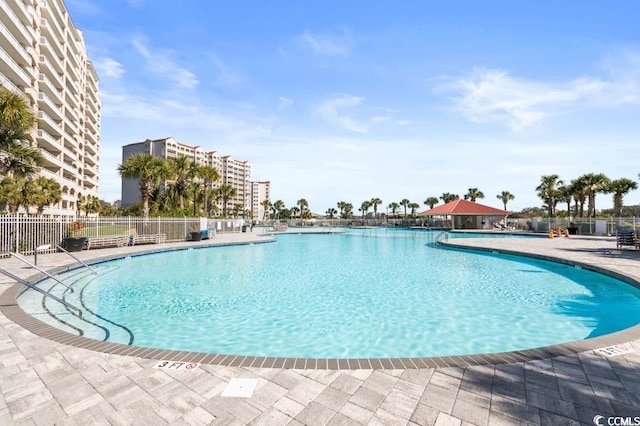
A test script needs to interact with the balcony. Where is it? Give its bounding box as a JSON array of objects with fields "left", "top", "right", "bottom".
[
  {"left": 0, "top": 48, "right": 31, "bottom": 87},
  {"left": 64, "top": 104, "right": 79, "bottom": 122},
  {"left": 37, "top": 92, "right": 63, "bottom": 119},
  {"left": 39, "top": 41, "right": 65, "bottom": 74},
  {"left": 0, "top": 2, "right": 32, "bottom": 44},
  {"left": 39, "top": 147, "right": 64, "bottom": 169},
  {"left": 38, "top": 60, "right": 64, "bottom": 92},
  {"left": 36, "top": 128, "right": 61, "bottom": 152},
  {"left": 39, "top": 16, "right": 64, "bottom": 45},
  {"left": 39, "top": 31, "right": 64, "bottom": 60},
  {"left": 0, "top": 20, "right": 31, "bottom": 66},
  {"left": 7, "top": 0, "right": 31, "bottom": 25},
  {"left": 39, "top": 53, "right": 64, "bottom": 80},
  {"left": 37, "top": 110, "right": 62, "bottom": 137},
  {"left": 61, "top": 116, "right": 78, "bottom": 138},
  {"left": 39, "top": 166, "right": 61, "bottom": 180},
  {"left": 84, "top": 129, "right": 98, "bottom": 146},
  {"left": 37, "top": 72, "right": 64, "bottom": 105},
  {"left": 65, "top": 89, "right": 80, "bottom": 110},
  {"left": 64, "top": 69, "right": 80, "bottom": 96}
]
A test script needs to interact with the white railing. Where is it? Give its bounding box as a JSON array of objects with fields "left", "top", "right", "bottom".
[{"left": 0, "top": 215, "right": 247, "bottom": 255}]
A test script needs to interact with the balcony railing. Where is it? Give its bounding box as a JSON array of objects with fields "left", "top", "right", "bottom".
[
  {"left": 37, "top": 73, "right": 64, "bottom": 105},
  {"left": 0, "top": 48, "right": 31, "bottom": 86},
  {"left": 2, "top": 1, "right": 32, "bottom": 44},
  {"left": 0, "top": 20, "right": 31, "bottom": 65}
]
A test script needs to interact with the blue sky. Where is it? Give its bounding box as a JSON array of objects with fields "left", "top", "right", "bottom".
[{"left": 66, "top": 0, "right": 640, "bottom": 213}]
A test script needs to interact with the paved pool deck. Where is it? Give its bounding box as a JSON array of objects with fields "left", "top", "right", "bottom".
[{"left": 1, "top": 231, "right": 639, "bottom": 425}]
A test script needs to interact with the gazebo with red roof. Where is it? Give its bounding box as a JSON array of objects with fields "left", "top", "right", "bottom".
[{"left": 419, "top": 199, "right": 509, "bottom": 230}]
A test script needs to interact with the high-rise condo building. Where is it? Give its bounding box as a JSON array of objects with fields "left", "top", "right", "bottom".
[
  {"left": 121, "top": 137, "right": 259, "bottom": 217},
  {"left": 250, "top": 180, "right": 271, "bottom": 222},
  {"left": 0, "top": 0, "right": 101, "bottom": 215}
]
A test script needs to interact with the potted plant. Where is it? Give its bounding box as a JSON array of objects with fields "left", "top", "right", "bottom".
[
  {"left": 190, "top": 222, "right": 202, "bottom": 241},
  {"left": 63, "top": 220, "right": 86, "bottom": 252}
]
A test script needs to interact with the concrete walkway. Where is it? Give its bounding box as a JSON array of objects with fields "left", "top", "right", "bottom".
[{"left": 1, "top": 232, "right": 639, "bottom": 425}]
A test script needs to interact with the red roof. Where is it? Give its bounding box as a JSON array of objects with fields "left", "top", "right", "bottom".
[{"left": 420, "top": 199, "right": 509, "bottom": 216}]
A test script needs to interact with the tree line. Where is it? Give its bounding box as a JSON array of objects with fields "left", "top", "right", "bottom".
[
  {"left": 536, "top": 173, "right": 638, "bottom": 219},
  {"left": 117, "top": 153, "right": 240, "bottom": 219},
  {"left": 260, "top": 188, "right": 517, "bottom": 221}
]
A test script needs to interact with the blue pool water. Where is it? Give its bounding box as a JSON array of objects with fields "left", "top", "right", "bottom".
[{"left": 19, "top": 229, "right": 640, "bottom": 358}]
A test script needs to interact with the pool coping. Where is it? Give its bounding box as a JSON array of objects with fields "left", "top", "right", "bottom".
[{"left": 2, "top": 235, "right": 640, "bottom": 370}]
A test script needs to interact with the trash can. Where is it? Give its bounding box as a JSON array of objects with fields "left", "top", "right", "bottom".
[{"left": 241, "top": 225, "right": 247, "bottom": 233}]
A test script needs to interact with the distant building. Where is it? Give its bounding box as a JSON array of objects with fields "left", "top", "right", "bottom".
[
  {"left": 0, "top": 0, "right": 101, "bottom": 215},
  {"left": 250, "top": 181, "right": 271, "bottom": 222},
  {"left": 121, "top": 137, "right": 255, "bottom": 216}
]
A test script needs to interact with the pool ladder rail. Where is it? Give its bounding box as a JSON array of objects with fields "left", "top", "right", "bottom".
[
  {"left": 435, "top": 230, "right": 449, "bottom": 244},
  {"left": 0, "top": 252, "right": 83, "bottom": 318}
]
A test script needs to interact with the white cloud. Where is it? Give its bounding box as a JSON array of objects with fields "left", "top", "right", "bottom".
[
  {"left": 315, "top": 94, "right": 368, "bottom": 133},
  {"left": 436, "top": 68, "right": 579, "bottom": 131},
  {"left": 94, "top": 57, "right": 125, "bottom": 78},
  {"left": 131, "top": 38, "right": 199, "bottom": 89},
  {"left": 436, "top": 51, "right": 640, "bottom": 131},
  {"left": 294, "top": 30, "right": 352, "bottom": 57},
  {"left": 278, "top": 97, "right": 294, "bottom": 110},
  {"left": 315, "top": 95, "right": 400, "bottom": 133}
]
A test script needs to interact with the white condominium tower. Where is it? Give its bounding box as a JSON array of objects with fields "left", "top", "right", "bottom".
[
  {"left": 0, "top": 0, "right": 101, "bottom": 215},
  {"left": 121, "top": 137, "right": 256, "bottom": 217},
  {"left": 250, "top": 180, "right": 270, "bottom": 222}
]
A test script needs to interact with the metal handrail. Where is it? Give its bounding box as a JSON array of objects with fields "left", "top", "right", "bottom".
[
  {"left": 55, "top": 244, "right": 97, "bottom": 274},
  {"left": 6, "top": 252, "right": 74, "bottom": 292},
  {"left": 435, "top": 230, "right": 449, "bottom": 244},
  {"left": 0, "top": 268, "right": 82, "bottom": 318}
]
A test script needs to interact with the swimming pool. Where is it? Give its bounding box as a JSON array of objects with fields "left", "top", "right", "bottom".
[{"left": 17, "top": 228, "right": 640, "bottom": 359}]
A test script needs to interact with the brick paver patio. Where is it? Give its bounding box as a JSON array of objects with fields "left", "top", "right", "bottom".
[{"left": 1, "top": 231, "right": 639, "bottom": 425}]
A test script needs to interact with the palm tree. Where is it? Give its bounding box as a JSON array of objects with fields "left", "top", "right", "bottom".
[
  {"left": 360, "top": 200, "right": 371, "bottom": 218},
  {"left": 388, "top": 202, "right": 399, "bottom": 218},
  {"left": 0, "top": 177, "right": 38, "bottom": 213},
  {"left": 557, "top": 185, "right": 574, "bottom": 218},
  {"left": 464, "top": 188, "right": 485, "bottom": 202},
  {"left": 79, "top": 195, "right": 101, "bottom": 216},
  {"left": 536, "top": 174, "right": 563, "bottom": 217},
  {"left": 423, "top": 197, "right": 438, "bottom": 209},
  {"left": 260, "top": 199, "right": 272, "bottom": 220},
  {"left": 166, "top": 155, "right": 194, "bottom": 210},
  {"left": 440, "top": 193, "right": 459, "bottom": 203},
  {"left": 409, "top": 202, "right": 420, "bottom": 216},
  {"left": 337, "top": 201, "right": 346, "bottom": 218},
  {"left": 578, "top": 173, "right": 610, "bottom": 218},
  {"left": 117, "top": 154, "right": 168, "bottom": 219},
  {"left": 272, "top": 200, "right": 285, "bottom": 219},
  {"left": 0, "top": 88, "right": 43, "bottom": 177},
  {"left": 570, "top": 178, "right": 587, "bottom": 217},
  {"left": 496, "top": 191, "right": 515, "bottom": 211},
  {"left": 370, "top": 197, "right": 382, "bottom": 219},
  {"left": 199, "top": 165, "right": 220, "bottom": 217},
  {"left": 342, "top": 202, "right": 353, "bottom": 219},
  {"left": 608, "top": 178, "right": 638, "bottom": 218},
  {"left": 290, "top": 206, "right": 300, "bottom": 218},
  {"left": 325, "top": 207, "right": 337, "bottom": 219},
  {"left": 33, "top": 176, "right": 62, "bottom": 214},
  {"left": 400, "top": 198, "right": 411, "bottom": 217},
  {"left": 215, "top": 184, "right": 237, "bottom": 217},
  {"left": 297, "top": 198, "right": 308, "bottom": 219}
]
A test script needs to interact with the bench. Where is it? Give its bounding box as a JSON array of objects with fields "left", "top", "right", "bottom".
[
  {"left": 86, "top": 235, "right": 130, "bottom": 250},
  {"left": 131, "top": 234, "right": 166, "bottom": 246}
]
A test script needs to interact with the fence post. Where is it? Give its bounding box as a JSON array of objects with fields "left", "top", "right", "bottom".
[{"left": 14, "top": 214, "right": 19, "bottom": 253}]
